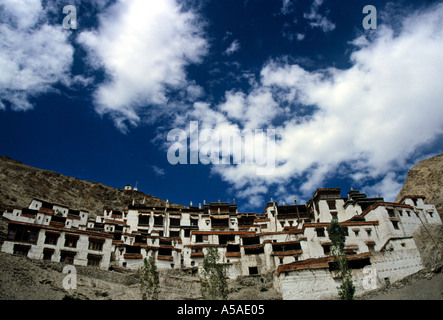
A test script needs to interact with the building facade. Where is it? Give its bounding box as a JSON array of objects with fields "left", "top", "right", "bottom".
[{"left": 1, "top": 188, "right": 441, "bottom": 299}]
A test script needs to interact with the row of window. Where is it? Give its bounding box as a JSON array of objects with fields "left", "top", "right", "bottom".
[
  {"left": 315, "top": 226, "right": 373, "bottom": 238},
  {"left": 7, "top": 227, "right": 105, "bottom": 251},
  {"left": 12, "top": 244, "right": 102, "bottom": 266}
]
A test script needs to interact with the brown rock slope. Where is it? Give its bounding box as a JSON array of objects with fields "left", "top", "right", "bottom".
[
  {"left": 0, "top": 155, "right": 183, "bottom": 217},
  {"left": 396, "top": 153, "right": 443, "bottom": 219}
]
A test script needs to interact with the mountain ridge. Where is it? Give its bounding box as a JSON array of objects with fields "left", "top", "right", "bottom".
[
  {"left": 0, "top": 155, "right": 184, "bottom": 217},
  {"left": 395, "top": 153, "right": 443, "bottom": 219}
]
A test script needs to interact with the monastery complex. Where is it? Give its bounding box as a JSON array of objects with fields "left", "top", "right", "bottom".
[{"left": 1, "top": 187, "right": 441, "bottom": 299}]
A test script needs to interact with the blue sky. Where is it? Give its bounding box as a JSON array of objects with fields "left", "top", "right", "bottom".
[{"left": 1, "top": 0, "right": 442, "bottom": 212}]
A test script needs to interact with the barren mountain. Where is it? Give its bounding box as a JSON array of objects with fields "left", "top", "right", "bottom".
[
  {"left": 395, "top": 153, "right": 443, "bottom": 219},
  {"left": 0, "top": 155, "right": 183, "bottom": 217}
]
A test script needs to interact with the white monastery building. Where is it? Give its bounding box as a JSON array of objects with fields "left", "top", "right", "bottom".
[{"left": 1, "top": 187, "right": 441, "bottom": 299}]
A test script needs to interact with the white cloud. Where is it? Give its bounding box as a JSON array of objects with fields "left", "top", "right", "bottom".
[
  {"left": 362, "top": 172, "right": 404, "bottom": 202},
  {"left": 184, "top": 2, "right": 443, "bottom": 204},
  {"left": 0, "top": 0, "right": 75, "bottom": 111},
  {"left": 224, "top": 39, "right": 240, "bottom": 56},
  {"left": 151, "top": 165, "right": 166, "bottom": 177},
  {"left": 78, "top": 0, "right": 208, "bottom": 132},
  {"left": 280, "top": 0, "right": 295, "bottom": 15},
  {"left": 303, "top": 0, "right": 335, "bottom": 32}
]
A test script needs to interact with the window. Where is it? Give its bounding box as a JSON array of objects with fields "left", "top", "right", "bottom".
[
  {"left": 227, "top": 244, "right": 240, "bottom": 252},
  {"left": 367, "top": 243, "right": 375, "bottom": 252},
  {"left": 248, "top": 266, "right": 259, "bottom": 275},
  {"left": 169, "top": 218, "right": 181, "bottom": 227},
  {"left": 64, "top": 235, "right": 79, "bottom": 248},
  {"left": 170, "top": 231, "right": 180, "bottom": 238},
  {"left": 87, "top": 254, "right": 102, "bottom": 267},
  {"left": 89, "top": 238, "right": 104, "bottom": 251},
  {"left": 8, "top": 226, "right": 39, "bottom": 244},
  {"left": 387, "top": 209, "right": 396, "bottom": 218},
  {"left": 60, "top": 251, "right": 76, "bottom": 264},
  {"left": 365, "top": 229, "right": 372, "bottom": 237},
  {"left": 391, "top": 220, "right": 400, "bottom": 230},
  {"left": 44, "top": 232, "right": 60, "bottom": 245},
  {"left": 327, "top": 201, "right": 336, "bottom": 210},
  {"left": 195, "top": 234, "right": 208, "bottom": 243},
  {"left": 43, "top": 248, "right": 54, "bottom": 260},
  {"left": 322, "top": 244, "right": 331, "bottom": 255},
  {"left": 353, "top": 229, "right": 360, "bottom": 236},
  {"left": 316, "top": 227, "right": 325, "bottom": 237},
  {"left": 138, "top": 215, "right": 150, "bottom": 226},
  {"left": 13, "top": 244, "right": 30, "bottom": 256},
  {"left": 154, "top": 216, "right": 163, "bottom": 227}
]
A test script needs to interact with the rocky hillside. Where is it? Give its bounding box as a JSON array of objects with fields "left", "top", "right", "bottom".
[
  {"left": 0, "top": 155, "right": 183, "bottom": 217},
  {"left": 395, "top": 153, "right": 443, "bottom": 218}
]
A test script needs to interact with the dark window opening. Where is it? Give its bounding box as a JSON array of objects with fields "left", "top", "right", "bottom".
[
  {"left": 51, "top": 215, "right": 67, "bottom": 224},
  {"left": 169, "top": 231, "right": 180, "bottom": 238},
  {"left": 272, "top": 242, "right": 301, "bottom": 252},
  {"left": 64, "top": 235, "right": 79, "bottom": 248},
  {"left": 43, "top": 248, "right": 54, "bottom": 260},
  {"left": 158, "top": 247, "right": 172, "bottom": 256},
  {"left": 211, "top": 217, "right": 229, "bottom": 228},
  {"left": 195, "top": 234, "right": 207, "bottom": 243},
  {"left": 242, "top": 236, "right": 260, "bottom": 246},
  {"left": 138, "top": 215, "right": 150, "bottom": 226},
  {"left": 134, "top": 235, "right": 146, "bottom": 244},
  {"left": 227, "top": 244, "right": 240, "bottom": 252},
  {"left": 387, "top": 209, "right": 396, "bottom": 218},
  {"left": 87, "top": 254, "right": 102, "bottom": 267},
  {"left": 89, "top": 238, "right": 104, "bottom": 251},
  {"left": 316, "top": 227, "right": 325, "bottom": 237},
  {"left": 219, "top": 234, "right": 235, "bottom": 245},
  {"left": 60, "top": 251, "right": 76, "bottom": 264},
  {"left": 327, "top": 201, "right": 337, "bottom": 210},
  {"left": 238, "top": 216, "right": 255, "bottom": 229},
  {"left": 244, "top": 246, "right": 264, "bottom": 255},
  {"left": 248, "top": 266, "right": 259, "bottom": 275},
  {"left": 154, "top": 216, "right": 163, "bottom": 227},
  {"left": 322, "top": 244, "right": 331, "bottom": 255},
  {"left": 13, "top": 244, "right": 30, "bottom": 256},
  {"left": 8, "top": 225, "right": 39, "bottom": 244},
  {"left": 125, "top": 245, "right": 141, "bottom": 254},
  {"left": 169, "top": 218, "right": 181, "bottom": 227},
  {"left": 329, "top": 257, "right": 371, "bottom": 271}
]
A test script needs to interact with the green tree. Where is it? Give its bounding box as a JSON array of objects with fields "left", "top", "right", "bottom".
[
  {"left": 200, "top": 246, "right": 228, "bottom": 299},
  {"left": 140, "top": 256, "right": 159, "bottom": 300},
  {"left": 327, "top": 215, "right": 355, "bottom": 300}
]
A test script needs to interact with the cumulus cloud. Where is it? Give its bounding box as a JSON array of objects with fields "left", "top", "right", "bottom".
[
  {"left": 182, "top": 2, "right": 443, "bottom": 206},
  {"left": 78, "top": 0, "right": 208, "bottom": 132},
  {"left": 0, "top": 0, "right": 75, "bottom": 111}
]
